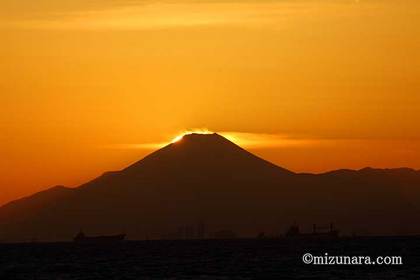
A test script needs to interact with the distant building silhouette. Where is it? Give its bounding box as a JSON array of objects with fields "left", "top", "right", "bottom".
[
  {"left": 285, "top": 223, "right": 339, "bottom": 239},
  {"left": 212, "top": 230, "right": 237, "bottom": 239},
  {"left": 166, "top": 222, "right": 208, "bottom": 240}
]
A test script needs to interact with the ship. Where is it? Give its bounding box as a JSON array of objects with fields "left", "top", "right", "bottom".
[
  {"left": 285, "top": 223, "right": 339, "bottom": 239},
  {"left": 73, "top": 230, "right": 126, "bottom": 243}
]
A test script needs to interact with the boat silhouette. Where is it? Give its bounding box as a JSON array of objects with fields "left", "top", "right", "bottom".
[{"left": 73, "top": 230, "right": 126, "bottom": 243}]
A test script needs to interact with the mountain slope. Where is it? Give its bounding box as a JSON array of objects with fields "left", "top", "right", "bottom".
[
  {"left": 0, "top": 186, "right": 73, "bottom": 221},
  {"left": 0, "top": 134, "right": 419, "bottom": 241}
]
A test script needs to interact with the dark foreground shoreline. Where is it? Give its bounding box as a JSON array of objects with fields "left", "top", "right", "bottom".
[{"left": 1, "top": 237, "right": 419, "bottom": 279}]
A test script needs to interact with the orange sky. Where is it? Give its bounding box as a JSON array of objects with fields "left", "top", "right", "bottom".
[{"left": 1, "top": 0, "right": 419, "bottom": 205}]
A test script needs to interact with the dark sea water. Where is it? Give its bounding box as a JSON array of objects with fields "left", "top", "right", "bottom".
[{"left": 1, "top": 237, "right": 419, "bottom": 279}]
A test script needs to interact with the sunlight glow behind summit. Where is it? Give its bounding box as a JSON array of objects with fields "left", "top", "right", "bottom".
[
  {"left": 168, "top": 130, "right": 314, "bottom": 149},
  {"left": 171, "top": 129, "right": 214, "bottom": 143}
]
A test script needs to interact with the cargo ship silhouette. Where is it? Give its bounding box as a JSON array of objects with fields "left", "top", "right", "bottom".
[{"left": 73, "top": 231, "right": 126, "bottom": 243}]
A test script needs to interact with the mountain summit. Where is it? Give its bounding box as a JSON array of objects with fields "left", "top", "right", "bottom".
[
  {"left": 123, "top": 133, "right": 292, "bottom": 176},
  {"left": 0, "top": 133, "right": 420, "bottom": 241}
]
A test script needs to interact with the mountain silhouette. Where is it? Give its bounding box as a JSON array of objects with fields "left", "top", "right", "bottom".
[{"left": 0, "top": 133, "right": 419, "bottom": 242}]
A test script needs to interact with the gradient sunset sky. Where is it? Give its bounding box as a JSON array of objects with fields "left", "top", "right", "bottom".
[{"left": 1, "top": 0, "right": 419, "bottom": 204}]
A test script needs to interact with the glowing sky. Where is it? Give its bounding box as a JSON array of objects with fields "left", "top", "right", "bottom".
[{"left": 1, "top": 0, "right": 419, "bottom": 204}]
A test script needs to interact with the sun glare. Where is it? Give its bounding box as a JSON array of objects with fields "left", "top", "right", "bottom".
[{"left": 171, "top": 129, "right": 214, "bottom": 143}]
